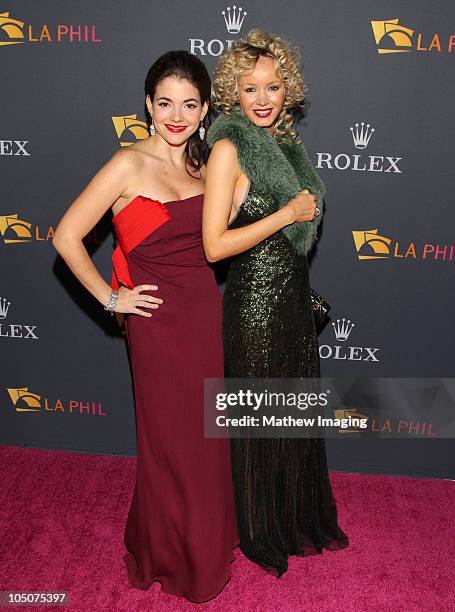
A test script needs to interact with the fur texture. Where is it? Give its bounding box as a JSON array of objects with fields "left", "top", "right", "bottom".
[{"left": 207, "top": 107, "right": 326, "bottom": 255}]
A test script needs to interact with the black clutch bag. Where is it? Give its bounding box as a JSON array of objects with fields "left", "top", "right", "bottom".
[{"left": 310, "top": 288, "right": 331, "bottom": 335}]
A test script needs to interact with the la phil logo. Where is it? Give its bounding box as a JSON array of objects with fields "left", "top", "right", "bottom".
[
  {"left": 0, "top": 213, "right": 101, "bottom": 244},
  {"left": 333, "top": 408, "right": 436, "bottom": 436},
  {"left": 371, "top": 18, "right": 455, "bottom": 54},
  {"left": 319, "top": 317, "right": 380, "bottom": 362},
  {"left": 189, "top": 4, "right": 248, "bottom": 56},
  {"left": 7, "top": 387, "right": 107, "bottom": 416},
  {"left": 112, "top": 114, "right": 148, "bottom": 147},
  {"left": 0, "top": 297, "right": 38, "bottom": 340},
  {"left": 316, "top": 121, "right": 403, "bottom": 174},
  {"left": 353, "top": 229, "right": 455, "bottom": 262},
  {"left": 333, "top": 408, "right": 368, "bottom": 433},
  {"left": 0, "top": 10, "right": 101, "bottom": 47}
]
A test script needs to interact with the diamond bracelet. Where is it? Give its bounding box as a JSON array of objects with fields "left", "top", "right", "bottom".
[{"left": 104, "top": 290, "right": 119, "bottom": 315}]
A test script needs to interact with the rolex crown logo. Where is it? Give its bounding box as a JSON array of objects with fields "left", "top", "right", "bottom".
[
  {"left": 0, "top": 297, "right": 11, "bottom": 319},
  {"left": 350, "top": 122, "right": 375, "bottom": 149},
  {"left": 332, "top": 318, "right": 355, "bottom": 342},
  {"left": 222, "top": 5, "right": 247, "bottom": 34}
]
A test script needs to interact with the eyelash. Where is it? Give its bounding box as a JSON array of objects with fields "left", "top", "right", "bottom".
[
  {"left": 157, "top": 102, "right": 198, "bottom": 109},
  {"left": 244, "top": 85, "right": 281, "bottom": 93}
]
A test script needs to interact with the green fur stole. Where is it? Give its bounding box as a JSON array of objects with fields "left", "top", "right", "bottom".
[{"left": 206, "top": 107, "right": 326, "bottom": 255}]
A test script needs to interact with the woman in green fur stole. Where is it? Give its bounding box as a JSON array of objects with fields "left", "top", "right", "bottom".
[{"left": 203, "top": 29, "right": 349, "bottom": 577}]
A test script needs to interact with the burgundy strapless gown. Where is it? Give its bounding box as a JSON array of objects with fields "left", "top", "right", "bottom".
[{"left": 110, "top": 193, "right": 239, "bottom": 603}]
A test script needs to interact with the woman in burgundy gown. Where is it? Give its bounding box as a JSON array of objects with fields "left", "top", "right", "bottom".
[
  {"left": 113, "top": 193, "right": 238, "bottom": 601},
  {"left": 53, "top": 51, "right": 238, "bottom": 603}
]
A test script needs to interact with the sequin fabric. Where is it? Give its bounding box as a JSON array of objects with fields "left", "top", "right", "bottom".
[{"left": 224, "top": 181, "right": 349, "bottom": 576}]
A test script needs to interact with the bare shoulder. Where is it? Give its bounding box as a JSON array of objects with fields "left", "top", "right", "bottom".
[
  {"left": 208, "top": 138, "right": 240, "bottom": 172},
  {"left": 210, "top": 138, "right": 239, "bottom": 158},
  {"left": 108, "top": 146, "right": 143, "bottom": 172},
  {"left": 111, "top": 145, "right": 144, "bottom": 170}
]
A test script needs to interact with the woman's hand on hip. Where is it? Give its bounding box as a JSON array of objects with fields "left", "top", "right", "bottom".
[{"left": 116, "top": 284, "right": 163, "bottom": 317}]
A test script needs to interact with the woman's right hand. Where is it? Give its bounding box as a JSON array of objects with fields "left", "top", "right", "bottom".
[
  {"left": 285, "top": 189, "right": 318, "bottom": 223},
  {"left": 115, "top": 284, "right": 163, "bottom": 317}
]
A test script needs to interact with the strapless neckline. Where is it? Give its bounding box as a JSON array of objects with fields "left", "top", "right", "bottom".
[{"left": 113, "top": 193, "right": 203, "bottom": 221}]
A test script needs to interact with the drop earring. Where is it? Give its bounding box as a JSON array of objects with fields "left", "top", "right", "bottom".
[
  {"left": 149, "top": 117, "right": 156, "bottom": 136},
  {"left": 199, "top": 121, "right": 205, "bottom": 141}
]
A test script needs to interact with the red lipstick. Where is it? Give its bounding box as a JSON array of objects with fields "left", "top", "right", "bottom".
[
  {"left": 165, "top": 124, "right": 187, "bottom": 133},
  {"left": 253, "top": 109, "right": 273, "bottom": 118}
]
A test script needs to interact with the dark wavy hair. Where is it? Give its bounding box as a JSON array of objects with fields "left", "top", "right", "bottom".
[{"left": 144, "top": 50, "right": 211, "bottom": 177}]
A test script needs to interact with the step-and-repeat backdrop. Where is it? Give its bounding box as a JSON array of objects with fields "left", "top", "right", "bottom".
[{"left": 1, "top": 1, "right": 454, "bottom": 477}]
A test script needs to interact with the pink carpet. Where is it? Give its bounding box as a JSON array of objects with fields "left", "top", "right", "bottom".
[{"left": 1, "top": 445, "right": 454, "bottom": 612}]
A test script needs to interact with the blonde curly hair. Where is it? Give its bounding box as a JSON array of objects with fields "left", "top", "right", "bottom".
[{"left": 212, "top": 28, "right": 307, "bottom": 143}]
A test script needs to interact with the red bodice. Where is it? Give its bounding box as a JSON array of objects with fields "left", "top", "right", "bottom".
[{"left": 110, "top": 195, "right": 171, "bottom": 290}]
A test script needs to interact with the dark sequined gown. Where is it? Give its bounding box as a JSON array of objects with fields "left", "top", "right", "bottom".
[{"left": 223, "top": 181, "right": 349, "bottom": 576}]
